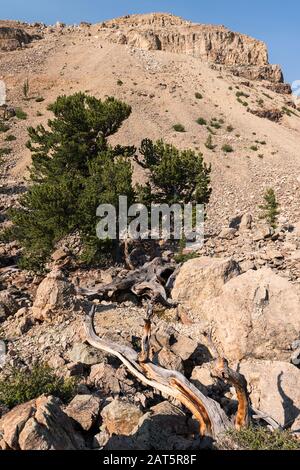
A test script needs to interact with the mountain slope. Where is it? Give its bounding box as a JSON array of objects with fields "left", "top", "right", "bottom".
[{"left": 0, "top": 14, "right": 300, "bottom": 231}]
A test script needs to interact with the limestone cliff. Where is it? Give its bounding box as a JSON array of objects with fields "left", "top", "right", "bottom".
[{"left": 103, "top": 13, "right": 284, "bottom": 83}]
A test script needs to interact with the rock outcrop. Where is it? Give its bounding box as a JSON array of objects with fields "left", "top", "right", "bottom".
[
  {"left": 173, "top": 259, "right": 300, "bottom": 361},
  {"left": 0, "top": 396, "right": 86, "bottom": 450},
  {"left": 239, "top": 361, "right": 300, "bottom": 431},
  {"left": 0, "top": 27, "right": 32, "bottom": 51},
  {"left": 104, "top": 13, "right": 284, "bottom": 83}
]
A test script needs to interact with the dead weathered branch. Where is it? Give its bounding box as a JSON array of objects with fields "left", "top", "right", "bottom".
[
  {"left": 211, "top": 357, "right": 251, "bottom": 430},
  {"left": 77, "top": 257, "right": 178, "bottom": 308},
  {"left": 83, "top": 305, "right": 231, "bottom": 438}
]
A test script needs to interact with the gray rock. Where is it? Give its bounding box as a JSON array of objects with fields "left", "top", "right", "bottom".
[
  {"left": 67, "top": 342, "right": 107, "bottom": 365},
  {"left": 65, "top": 394, "right": 102, "bottom": 431}
]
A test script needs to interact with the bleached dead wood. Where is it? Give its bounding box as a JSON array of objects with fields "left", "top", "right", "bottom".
[
  {"left": 211, "top": 357, "right": 251, "bottom": 430},
  {"left": 77, "top": 257, "right": 178, "bottom": 308},
  {"left": 84, "top": 305, "right": 230, "bottom": 438}
]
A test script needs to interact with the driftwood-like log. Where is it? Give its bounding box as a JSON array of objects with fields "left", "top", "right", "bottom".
[
  {"left": 77, "top": 257, "right": 178, "bottom": 308},
  {"left": 84, "top": 306, "right": 231, "bottom": 438}
]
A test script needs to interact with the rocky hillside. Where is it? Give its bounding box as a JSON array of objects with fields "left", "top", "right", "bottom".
[{"left": 0, "top": 13, "right": 300, "bottom": 451}]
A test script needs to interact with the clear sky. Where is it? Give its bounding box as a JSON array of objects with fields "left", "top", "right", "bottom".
[{"left": 1, "top": 0, "right": 299, "bottom": 84}]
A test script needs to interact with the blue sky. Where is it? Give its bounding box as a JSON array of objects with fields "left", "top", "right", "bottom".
[{"left": 1, "top": 0, "right": 299, "bottom": 84}]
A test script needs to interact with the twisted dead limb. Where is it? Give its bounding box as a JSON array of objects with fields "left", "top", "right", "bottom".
[
  {"left": 204, "top": 330, "right": 280, "bottom": 431},
  {"left": 77, "top": 257, "right": 177, "bottom": 308},
  {"left": 211, "top": 357, "right": 251, "bottom": 430},
  {"left": 83, "top": 306, "right": 230, "bottom": 438}
]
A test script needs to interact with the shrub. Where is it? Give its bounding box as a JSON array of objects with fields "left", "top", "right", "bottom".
[
  {"left": 135, "top": 139, "right": 211, "bottom": 205},
  {"left": 250, "top": 145, "right": 258, "bottom": 151},
  {"left": 226, "top": 125, "right": 234, "bottom": 132},
  {"left": 206, "top": 126, "right": 216, "bottom": 135},
  {"left": 0, "top": 364, "right": 77, "bottom": 409},
  {"left": 15, "top": 108, "right": 28, "bottom": 120},
  {"left": 227, "top": 427, "right": 300, "bottom": 451},
  {"left": 259, "top": 188, "right": 280, "bottom": 228},
  {"left": 210, "top": 120, "right": 221, "bottom": 129},
  {"left": 0, "top": 121, "right": 10, "bottom": 132},
  {"left": 205, "top": 134, "right": 216, "bottom": 150},
  {"left": 173, "top": 123, "right": 186, "bottom": 132},
  {"left": 196, "top": 117, "right": 207, "bottom": 126},
  {"left": 117, "top": 79, "right": 123, "bottom": 86},
  {"left": 236, "top": 91, "right": 250, "bottom": 99},
  {"left": 222, "top": 144, "right": 234, "bottom": 153},
  {"left": 262, "top": 92, "right": 273, "bottom": 100},
  {"left": 195, "top": 92, "right": 203, "bottom": 99},
  {"left": 35, "top": 97, "right": 45, "bottom": 102},
  {"left": 5, "top": 134, "right": 16, "bottom": 142},
  {"left": 0, "top": 147, "right": 12, "bottom": 156}
]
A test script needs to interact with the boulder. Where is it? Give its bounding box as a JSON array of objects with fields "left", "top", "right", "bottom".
[
  {"left": 191, "top": 364, "right": 215, "bottom": 394},
  {"left": 252, "top": 225, "right": 272, "bottom": 241},
  {"left": 67, "top": 342, "right": 107, "bottom": 365},
  {"left": 65, "top": 394, "right": 102, "bottom": 431},
  {"left": 89, "top": 363, "right": 136, "bottom": 396},
  {"left": 129, "top": 401, "right": 197, "bottom": 450},
  {"left": 170, "top": 335, "right": 199, "bottom": 361},
  {"left": 0, "top": 290, "right": 19, "bottom": 322},
  {"left": 239, "top": 361, "right": 300, "bottom": 431},
  {"left": 172, "top": 257, "right": 240, "bottom": 310},
  {"left": 0, "top": 396, "right": 86, "bottom": 450},
  {"left": 0, "top": 26, "right": 32, "bottom": 51},
  {"left": 102, "top": 400, "right": 199, "bottom": 450},
  {"left": 32, "top": 269, "right": 76, "bottom": 320},
  {"left": 101, "top": 399, "right": 143, "bottom": 436},
  {"left": 218, "top": 228, "right": 237, "bottom": 240},
  {"left": 156, "top": 348, "right": 184, "bottom": 373},
  {"left": 173, "top": 259, "right": 300, "bottom": 361},
  {"left": 198, "top": 268, "right": 300, "bottom": 361},
  {"left": 240, "top": 213, "right": 253, "bottom": 231}
]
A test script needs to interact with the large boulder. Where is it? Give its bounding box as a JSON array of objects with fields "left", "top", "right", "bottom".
[
  {"left": 101, "top": 401, "right": 198, "bottom": 450},
  {"left": 173, "top": 260, "right": 300, "bottom": 361},
  {"left": 0, "top": 396, "right": 86, "bottom": 450},
  {"left": 202, "top": 268, "right": 300, "bottom": 361},
  {"left": 172, "top": 257, "right": 240, "bottom": 311},
  {"left": 239, "top": 361, "right": 300, "bottom": 431},
  {"left": 32, "top": 269, "right": 76, "bottom": 321}
]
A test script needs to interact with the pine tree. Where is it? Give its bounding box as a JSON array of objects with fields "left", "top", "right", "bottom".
[
  {"left": 136, "top": 139, "right": 211, "bottom": 205},
  {"left": 10, "top": 93, "right": 135, "bottom": 269},
  {"left": 259, "top": 188, "right": 280, "bottom": 228}
]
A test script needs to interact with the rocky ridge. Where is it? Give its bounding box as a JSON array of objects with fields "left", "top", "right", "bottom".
[{"left": 104, "top": 13, "right": 285, "bottom": 84}]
